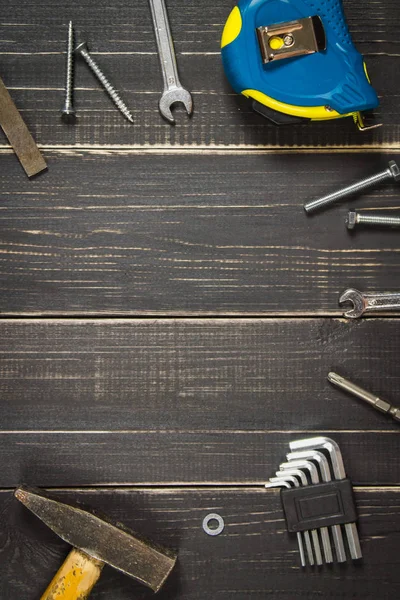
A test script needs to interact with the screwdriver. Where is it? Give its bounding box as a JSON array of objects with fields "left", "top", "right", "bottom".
[{"left": 328, "top": 372, "right": 400, "bottom": 424}]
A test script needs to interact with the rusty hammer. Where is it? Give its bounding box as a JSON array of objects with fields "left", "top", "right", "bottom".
[{"left": 15, "top": 487, "right": 177, "bottom": 600}]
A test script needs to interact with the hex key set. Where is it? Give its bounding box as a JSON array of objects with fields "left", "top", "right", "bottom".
[{"left": 266, "top": 437, "right": 362, "bottom": 567}]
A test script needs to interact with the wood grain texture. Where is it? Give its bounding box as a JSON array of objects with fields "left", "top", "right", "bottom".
[
  {"left": 1, "top": 1, "right": 400, "bottom": 597},
  {"left": 0, "top": 0, "right": 398, "bottom": 149},
  {"left": 1, "top": 152, "right": 400, "bottom": 315},
  {"left": 1, "top": 487, "right": 400, "bottom": 599},
  {"left": 0, "top": 318, "right": 399, "bottom": 486}
]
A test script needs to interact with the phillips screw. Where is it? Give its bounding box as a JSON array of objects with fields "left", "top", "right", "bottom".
[
  {"left": 328, "top": 372, "right": 400, "bottom": 424},
  {"left": 304, "top": 160, "right": 400, "bottom": 214},
  {"left": 75, "top": 41, "right": 134, "bottom": 123},
  {"left": 61, "top": 21, "right": 77, "bottom": 124},
  {"left": 346, "top": 209, "right": 400, "bottom": 229}
]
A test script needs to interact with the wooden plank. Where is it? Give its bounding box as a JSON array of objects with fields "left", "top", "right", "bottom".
[
  {"left": 1, "top": 318, "right": 400, "bottom": 486},
  {"left": 1, "top": 152, "right": 400, "bottom": 315},
  {"left": 2, "top": 318, "right": 400, "bottom": 432},
  {"left": 0, "top": 0, "right": 398, "bottom": 149},
  {"left": 0, "top": 430, "right": 399, "bottom": 487},
  {"left": 1, "top": 487, "right": 399, "bottom": 598}
]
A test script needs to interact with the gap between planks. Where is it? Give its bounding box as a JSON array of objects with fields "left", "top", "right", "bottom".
[{"left": 1, "top": 146, "right": 400, "bottom": 154}]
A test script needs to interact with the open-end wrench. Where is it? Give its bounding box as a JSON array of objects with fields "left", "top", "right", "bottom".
[
  {"left": 287, "top": 451, "right": 346, "bottom": 563},
  {"left": 340, "top": 288, "right": 400, "bottom": 319},
  {"left": 148, "top": 0, "right": 193, "bottom": 123},
  {"left": 265, "top": 478, "right": 306, "bottom": 567},
  {"left": 290, "top": 437, "right": 362, "bottom": 560}
]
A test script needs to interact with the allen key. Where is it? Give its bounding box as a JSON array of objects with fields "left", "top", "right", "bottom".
[
  {"left": 275, "top": 469, "right": 315, "bottom": 566},
  {"left": 289, "top": 437, "right": 362, "bottom": 560},
  {"left": 287, "top": 450, "right": 346, "bottom": 563},
  {"left": 278, "top": 459, "right": 324, "bottom": 565},
  {"left": 265, "top": 478, "right": 306, "bottom": 567}
]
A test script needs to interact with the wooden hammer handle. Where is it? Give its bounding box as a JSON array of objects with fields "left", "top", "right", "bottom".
[{"left": 40, "top": 548, "right": 104, "bottom": 600}]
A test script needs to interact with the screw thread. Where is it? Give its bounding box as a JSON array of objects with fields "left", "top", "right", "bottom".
[
  {"left": 79, "top": 48, "right": 133, "bottom": 123},
  {"left": 61, "top": 21, "right": 76, "bottom": 122},
  {"left": 304, "top": 167, "right": 392, "bottom": 214},
  {"left": 358, "top": 213, "right": 400, "bottom": 227},
  {"left": 65, "top": 22, "right": 74, "bottom": 105}
]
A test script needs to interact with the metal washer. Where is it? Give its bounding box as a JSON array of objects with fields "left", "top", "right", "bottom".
[{"left": 202, "top": 513, "right": 225, "bottom": 536}]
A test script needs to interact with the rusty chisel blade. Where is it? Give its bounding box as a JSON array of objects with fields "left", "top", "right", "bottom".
[{"left": 0, "top": 75, "right": 47, "bottom": 177}]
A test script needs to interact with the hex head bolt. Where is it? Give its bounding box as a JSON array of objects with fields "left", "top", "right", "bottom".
[
  {"left": 75, "top": 42, "right": 134, "bottom": 123},
  {"left": 346, "top": 209, "right": 400, "bottom": 229},
  {"left": 61, "top": 21, "right": 77, "bottom": 124},
  {"left": 304, "top": 160, "right": 400, "bottom": 214}
]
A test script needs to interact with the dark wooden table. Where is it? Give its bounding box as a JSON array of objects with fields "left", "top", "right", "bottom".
[{"left": 1, "top": 1, "right": 400, "bottom": 598}]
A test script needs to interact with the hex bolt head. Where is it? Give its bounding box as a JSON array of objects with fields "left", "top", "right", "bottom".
[
  {"left": 389, "top": 160, "right": 400, "bottom": 181},
  {"left": 346, "top": 210, "right": 358, "bottom": 230}
]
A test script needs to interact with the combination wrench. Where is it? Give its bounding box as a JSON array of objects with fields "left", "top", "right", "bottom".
[
  {"left": 340, "top": 288, "right": 400, "bottom": 319},
  {"left": 148, "top": 0, "right": 193, "bottom": 123}
]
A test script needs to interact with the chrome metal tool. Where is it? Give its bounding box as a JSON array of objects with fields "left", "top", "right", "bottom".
[
  {"left": 266, "top": 436, "right": 362, "bottom": 567},
  {"left": 339, "top": 288, "right": 400, "bottom": 319},
  {"left": 287, "top": 451, "right": 346, "bottom": 563},
  {"left": 328, "top": 372, "right": 400, "bottom": 424},
  {"left": 265, "top": 478, "right": 306, "bottom": 567},
  {"left": 279, "top": 459, "right": 324, "bottom": 565},
  {"left": 275, "top": 469, "right": 315, "bottom": 565},
  {"left": 290, "top": 437, "right": 362, "bottom": 561},
  {"left": 148, "top": 0, "right": 193, "bottom": 123}
]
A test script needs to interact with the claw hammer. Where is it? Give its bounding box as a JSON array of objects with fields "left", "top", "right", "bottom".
[{"left": 15, "top": 487, "right": 177, "bottom": 599}]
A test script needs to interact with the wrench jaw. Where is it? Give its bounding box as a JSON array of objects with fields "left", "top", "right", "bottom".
[
  {"left": 339, "top": 288, "right": 365, "bottom": 319},
  {"left": 159, "top": 88, "right": 193, "bottom": 124}
]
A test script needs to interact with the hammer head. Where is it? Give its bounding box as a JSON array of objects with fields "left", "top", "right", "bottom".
[{"left": 15, "top": 487, "right": 177, "bottom": 593}]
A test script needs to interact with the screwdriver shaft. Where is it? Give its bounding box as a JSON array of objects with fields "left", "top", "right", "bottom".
[{"left": 328, "top": 372, "right": 400, "bottom": 424}]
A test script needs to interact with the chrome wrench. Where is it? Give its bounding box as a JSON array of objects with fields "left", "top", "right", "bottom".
[
  {"left": 340, "top": 288, "right": 400, "bottom": 319},
  {"left": 148, "top": 0, "right": 193, "bottom": 123}
]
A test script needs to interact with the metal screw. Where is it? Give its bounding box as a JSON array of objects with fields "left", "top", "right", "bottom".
[
  {"left": 61, "top": 21, "right": 76, "bottom": 124},
  {"left": 304, "top": 160, "right": 400, "bottom": 214},
  {"left": 284, "top": 34, "right": 294, "bottom": 47},
  {"left": 75, "top": 41, "right": 134, "bottom": 123},
  {"left": 346, "top": 209, "right": 400, "bottom": 229}
]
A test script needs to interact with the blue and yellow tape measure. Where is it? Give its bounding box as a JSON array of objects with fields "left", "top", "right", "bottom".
[{"left": 221, "top": 0, "right": 379, "bottom": 129}]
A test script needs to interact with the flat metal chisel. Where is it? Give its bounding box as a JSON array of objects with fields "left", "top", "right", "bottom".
[{"left": 0, "top": 75, "right": 47, "bottom": 177}]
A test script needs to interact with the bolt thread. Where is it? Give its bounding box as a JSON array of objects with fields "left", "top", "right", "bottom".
[
  {"left": 358, "top": 213, "right": 400, "bottom": 227},
  {"left": 304, "top": 168, "right": 392, "bottom": 214},
  {"left": 79, "top": 48, "right": 133, "bottom": 123}
]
